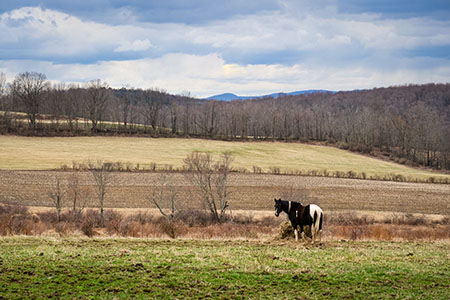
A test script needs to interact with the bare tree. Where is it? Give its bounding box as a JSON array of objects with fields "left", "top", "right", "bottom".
[
  {"left": 0, "top": 72, "right": 11, "bottom": 127},
  {"left": 85, "top": 80, "right": 110, "bottom": 133},
  {"left": 88, "top": 160, "right": 112, "bottom": 223},
  {"left": 140, "top": 89, "right": 165, "bottom": 131},
  {"left": 149, "top": 173, "right": 180, "bottom": 238},
  {"left": 47, "top": 83, "right": 67, "bottom": 129},
  {"left": 168, "top": 98, "right": 178, "bottom": 134},
  {"left": 196, "top": 101, "right": 218, "bottom": 136},
  {"left": 114, "top": 88, "right": 134, "bottom": 130},
  {"left": 48, "top": 176, "right": 66, "bottom": 222},
  {"left": 11, "top": 72, "right": 48, "bottom": 130},
  {"left": 63, "top": 85, "right": 83, "bottom": 132},
  {"left": 0, "top": 72, "right": 6, "bottom": 101},
  {"left": 67, "top": 174, "right": 89, "bottom": 219},
  {"left": 184, "top": 152, "right": 233, "bottom": 222}
]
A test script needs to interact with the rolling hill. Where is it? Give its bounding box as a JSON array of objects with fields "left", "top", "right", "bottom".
[
  {"left": 206, "top": 89, "right": 334, "bottom": 101},
  {"left": 0, "top": 135, "right": 447, "bottom": 182}
]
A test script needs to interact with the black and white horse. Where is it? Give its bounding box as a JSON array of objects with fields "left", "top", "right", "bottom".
[{"left": 274, "top": 198, "right": 323, "bottom": 243}]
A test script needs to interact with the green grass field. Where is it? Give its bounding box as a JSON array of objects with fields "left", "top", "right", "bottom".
[
  {"left": 0, "top": 237, "right": 449, "bottom": 299},
  {"left": 0, "top": 136, "right": 447, "bottom": 181}
]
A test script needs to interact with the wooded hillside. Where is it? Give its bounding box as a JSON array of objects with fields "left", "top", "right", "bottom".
[{"left": 1, "top": 72, "right": 449, "bottom": 170}]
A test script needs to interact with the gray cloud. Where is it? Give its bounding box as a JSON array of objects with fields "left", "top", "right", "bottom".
[{"left": 1, "top": 1, "right": 450, "bottom": 96}]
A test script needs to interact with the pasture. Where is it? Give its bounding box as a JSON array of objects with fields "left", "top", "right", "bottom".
[
  {"left": 1, "top": 135, "right": 448, "bottom": 182},
  {"left": 0, "top": 237, "right": 449, "bottom": 299},
  {"left": 1, "top": 135, "right": 449, "bottom": 299}
]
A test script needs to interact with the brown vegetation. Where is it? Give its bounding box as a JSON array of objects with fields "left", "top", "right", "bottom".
[{"left": 1, "top": 204, "right": 448, "bottom": 241}]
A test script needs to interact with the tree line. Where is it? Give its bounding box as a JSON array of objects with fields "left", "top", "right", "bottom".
[{"left": 1, "top": 71, "right": 449, "bottom": 170}]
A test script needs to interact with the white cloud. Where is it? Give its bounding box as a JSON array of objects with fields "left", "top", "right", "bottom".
[
  {"left": 114, "top": 39, "right": 153, "bottom": 52},
  {"left": 1, "top": 5, "right": 450, "bottom": 96},
  {"left": 2, "top": 54, "right": 450, "bottom": 97}
]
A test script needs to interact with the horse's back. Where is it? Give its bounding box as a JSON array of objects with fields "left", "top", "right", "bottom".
[{"left": 308, "top": 204, "right": 323, "bottom": 217}]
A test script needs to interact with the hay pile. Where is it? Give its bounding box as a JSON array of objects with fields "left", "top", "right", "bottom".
[{"left": 277, "top": 221, "right": 312, "bottom": 240}]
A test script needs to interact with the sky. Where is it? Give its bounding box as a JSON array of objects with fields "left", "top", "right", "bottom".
[{"left": 1, "top": 0, "right": 450, "bottom": 98}]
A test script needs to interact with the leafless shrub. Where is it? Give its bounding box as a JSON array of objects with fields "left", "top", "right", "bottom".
[
  {"left": 120, "top": 221, "right": 141, "bottom": 237},
  {"left": 184, "top": 151, "right": 233, "bottom": 223},
  {"left": 326, "top": 212, "right": 375, "bottom": 226},
  {"left": 88, "top": 160, "right": 113, "bottom": 223},
  {"left": 269, "top": 167, "right": 281, "bottom": 175},
  {"left": 37, "top": 211, "right": 58, "bottom": 224},
  {"left": 48, "top": 176, "right": 66, "bottom": 222},
  {"left": 55, "top": 221, "right": 73, "bottom": 237},
  {"left": 148, "top": 173, "right": 182, "bottom": 238},
  {"left": 385, "top": 213, "right": 427, "bottom": 226},
  {"left": 0, "top": 213, "right": 41, "bottom": 235},
  {"left": 257, "top": 216, "right": 283, "bottom": 227},
  {"left": 159, "top": 219, "right": 176, "bottom": 238},
  {"left": 441, "top": 215, "right": 450, "bottom": 225},
  {"left": 83, "top": 209, "right": 103, "bottom": 227},
  {"left": 175, "top": 209, "right": 213, "bottom": 227},
  {"left": 67, "top": 174, "right": 89, "bottom": 219},
  {"left": 0, "top": 204, "right": 28, "bottom": 215},
  {"left": 125, "top": 211, "right": 154, "bottom": 224},
  {"left": 252, "top": 166, "right": 262, "bottom": 174},
  {"left": 81, "top": 216, "right": 95, "bottom": 237},
  {"left": 104, "top": 210, "right": 124, "bottom": 235}
]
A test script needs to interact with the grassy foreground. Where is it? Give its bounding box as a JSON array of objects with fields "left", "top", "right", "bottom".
[
  {"left": 0, "top": 135, "right": 447, "bottom": 181},
  {"left": 0, "top": 237, "right": 449, "bottom": 299}
]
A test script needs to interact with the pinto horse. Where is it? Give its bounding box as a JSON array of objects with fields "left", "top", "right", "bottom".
[{"left": 274, "top": 198, "right": 323, "bottom": 243}]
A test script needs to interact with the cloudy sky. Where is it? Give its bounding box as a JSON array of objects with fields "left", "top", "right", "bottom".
[{"left": 1, "top": 0, "right": 450, "bottom": 97}]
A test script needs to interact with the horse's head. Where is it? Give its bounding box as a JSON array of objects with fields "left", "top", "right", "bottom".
[{"left": 274, "top": 198, "right": 282, "bottom": 217}]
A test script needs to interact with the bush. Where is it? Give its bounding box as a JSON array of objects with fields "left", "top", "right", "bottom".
[
  {"left": 81, "top": 217, "right": 95, "bottom": 237},
  {"left": 175, "top": 209, "right": 215, "bottom": 227},
  {"left": 0, "top": 204, "right": 28, "bottom": 215}
]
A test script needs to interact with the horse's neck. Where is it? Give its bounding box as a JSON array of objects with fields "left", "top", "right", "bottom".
[
  {"left": 286, "top": 201, "right": 304, "bottom": 213},
  {"left": 283, "top": 201, "right": 294, "bottom": 213}
]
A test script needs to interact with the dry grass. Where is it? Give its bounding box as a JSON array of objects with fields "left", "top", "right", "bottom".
[
  {"left": 1, "top": 203, "right": 448, "bottom": 241},
  {"left": 1, "top": 135, "right": 448, "bottom": 181}
]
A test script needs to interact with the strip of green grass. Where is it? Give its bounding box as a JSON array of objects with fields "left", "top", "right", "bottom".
[
  {"left": 0, "top": 237, "right": 448, "bottom": 299},
  {"left": 0, "top": 135, "right": 447, "bottom": 181}
]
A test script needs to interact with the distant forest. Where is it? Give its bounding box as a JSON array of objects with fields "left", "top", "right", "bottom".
[{"left": 1, "top": 72, "right": 450, "bottom": 170}]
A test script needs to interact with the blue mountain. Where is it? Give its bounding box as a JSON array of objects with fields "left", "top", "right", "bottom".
[{"left": 206, "top": 89, "right": 334, "bottom": 101}]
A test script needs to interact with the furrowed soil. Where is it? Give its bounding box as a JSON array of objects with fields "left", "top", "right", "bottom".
[
  {"left": 1, "top": 170, "right": 449, "bottom": 215},
  {"left": 0, "top": 237, "right": 449, "bottom": 299}
]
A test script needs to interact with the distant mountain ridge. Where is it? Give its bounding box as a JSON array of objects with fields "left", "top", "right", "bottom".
[{"left": 206, "top": 89, "right": 334, "bottom": 101}]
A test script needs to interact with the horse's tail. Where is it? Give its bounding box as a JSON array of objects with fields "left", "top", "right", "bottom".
[
  {"left": 311, "top": 205, "right": 323, "bottom": 234},
  {"left": 318, "top": 210, "right": 323, "bottom": 232},
  {"left": 313, "top": 211, "right": 318, "bottom": 235}
]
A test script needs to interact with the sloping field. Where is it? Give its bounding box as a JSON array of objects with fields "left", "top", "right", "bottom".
[
  {"left": 0, "top": 135, "right": 448, "bottom": 181},
  {"left": 1, "top": 171, "right": 449, "bottom": 215}
]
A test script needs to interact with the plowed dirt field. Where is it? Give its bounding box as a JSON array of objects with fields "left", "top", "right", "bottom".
[{"left": 1, "top": 170, "right": 449, "bottom": 215}]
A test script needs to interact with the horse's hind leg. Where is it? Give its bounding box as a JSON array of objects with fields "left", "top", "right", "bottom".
[
  {"left": 294, "top": 229, "right": 299, "bottom": 241},
  {"left": 310, "top": 225, "right": 316, "bottom": 244}
]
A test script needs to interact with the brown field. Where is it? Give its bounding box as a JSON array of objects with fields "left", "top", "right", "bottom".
[{"left": 1, "top": 170, "right": 449, "bottom": 216}]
